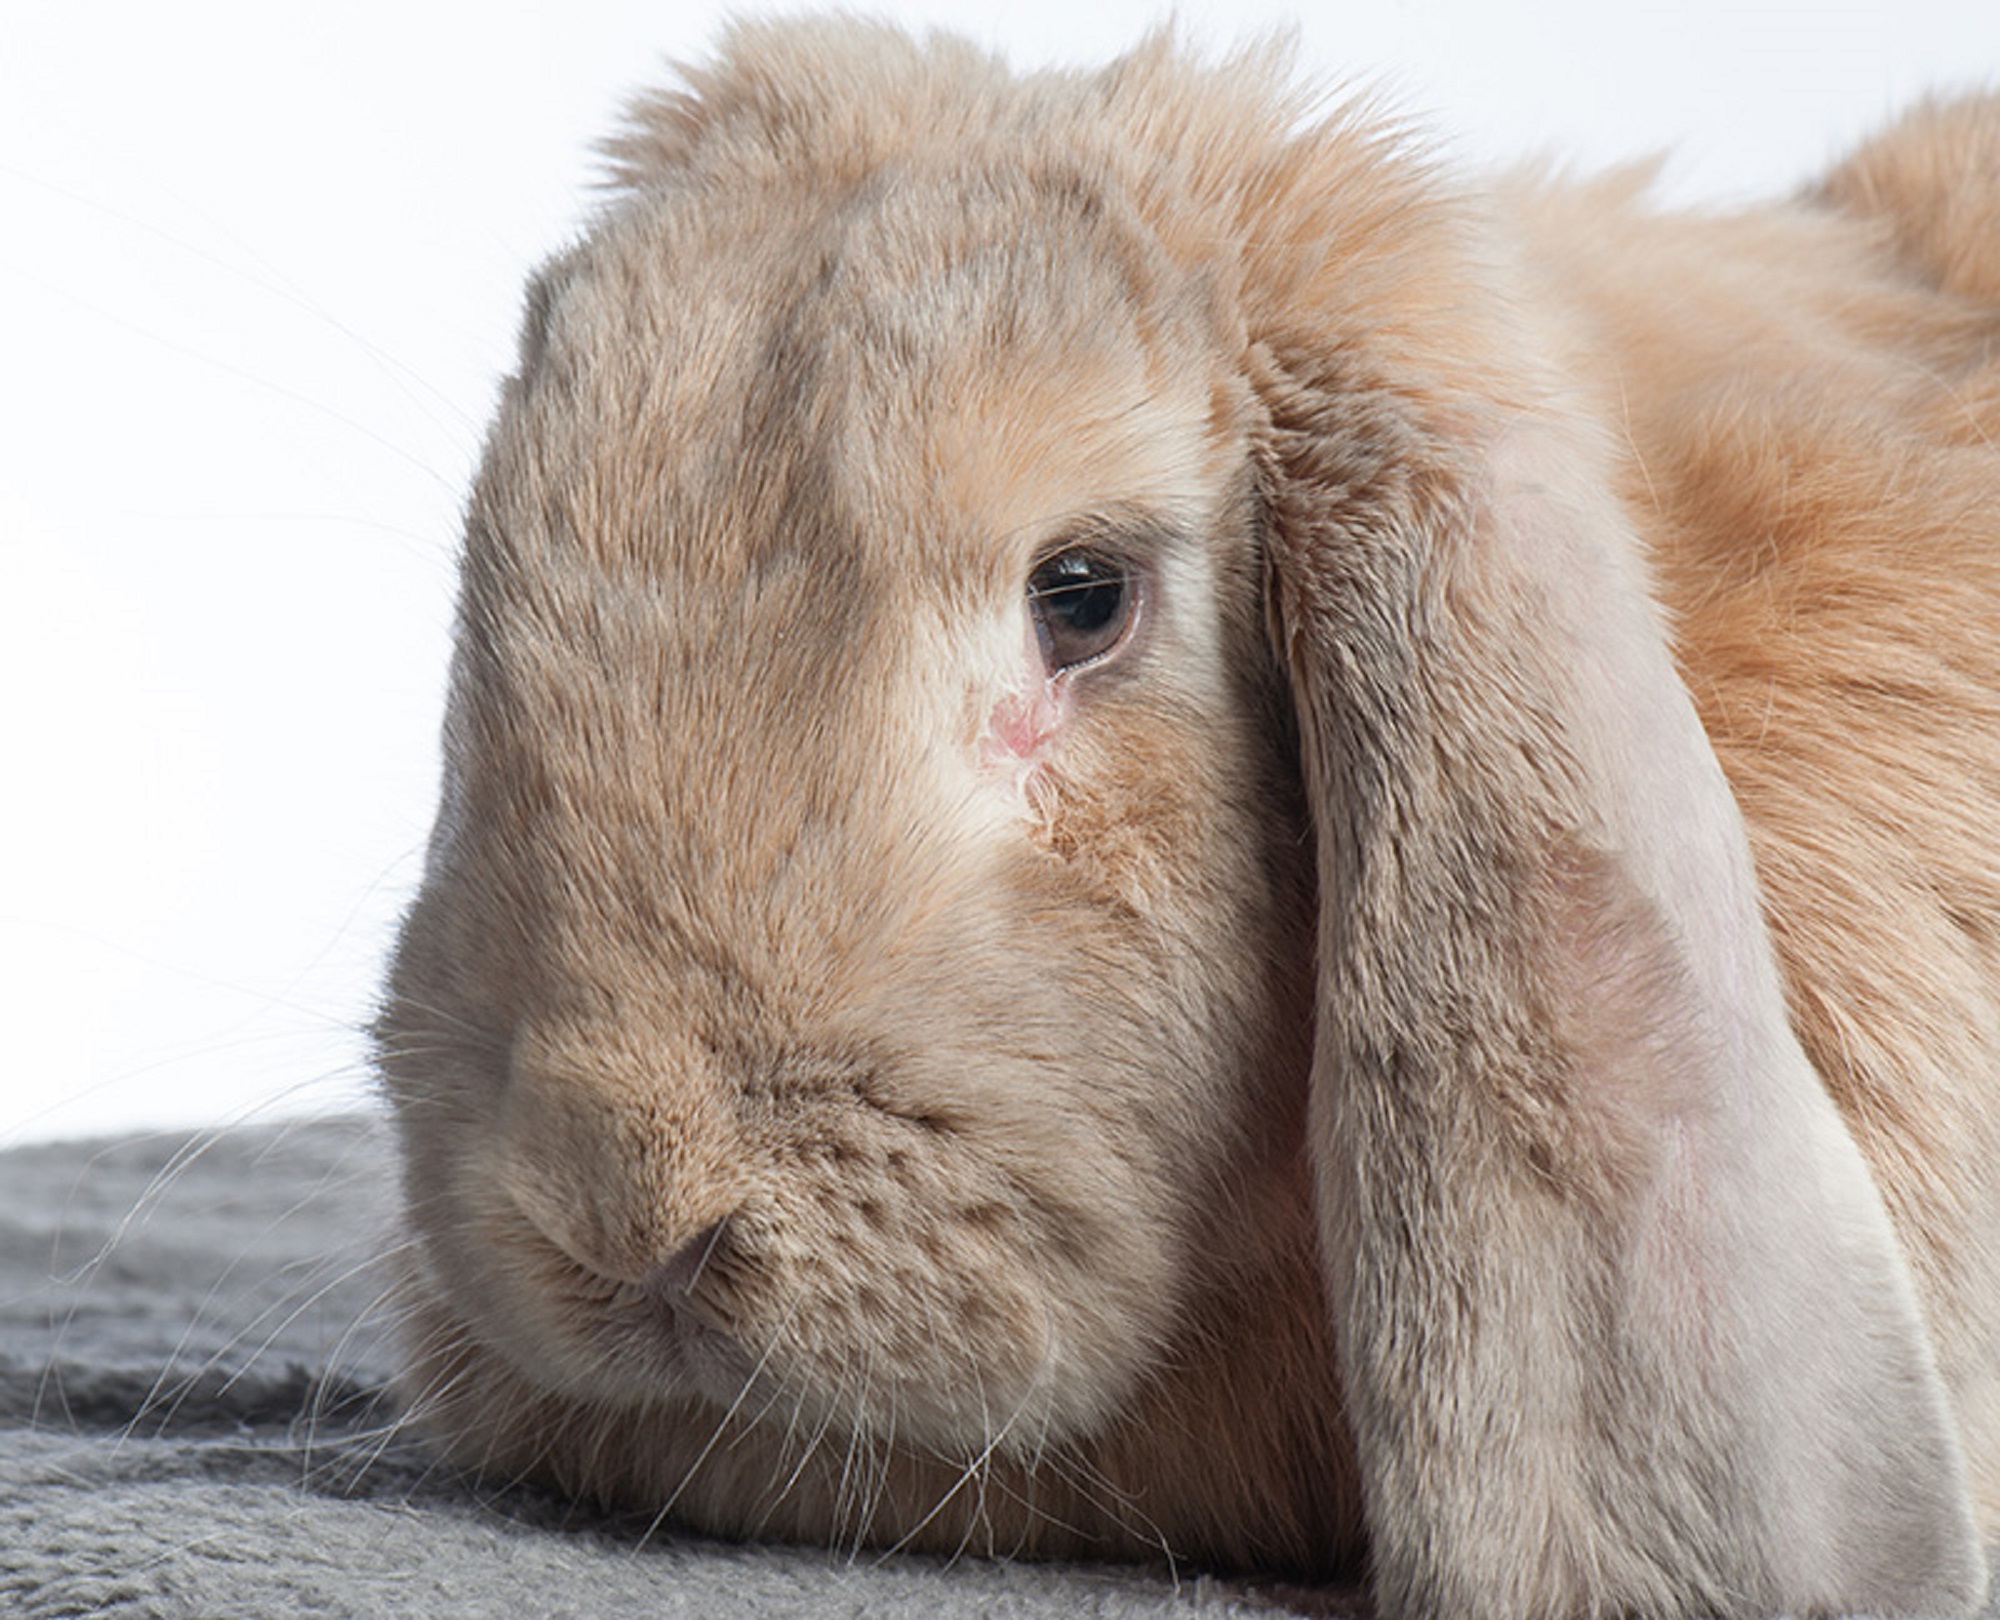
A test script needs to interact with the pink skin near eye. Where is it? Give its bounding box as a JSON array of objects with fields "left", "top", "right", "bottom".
[
  {"left": 977, "top": 621, "right": 1072, "bottom": 796},
  {"left": 985, "top": 678, "right": 1066, "bottom": 762},
  {"left": 975, "top": 560, "right": 1137, "bottom": 796}
]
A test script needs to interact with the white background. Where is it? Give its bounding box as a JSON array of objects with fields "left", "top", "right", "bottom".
[{"left": 3, "top": 0, "right": 1990, "bottom": 1144}]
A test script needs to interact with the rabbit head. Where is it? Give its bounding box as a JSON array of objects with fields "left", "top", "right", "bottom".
[
  {"left": 382, "top": 23, "right": 1340, "bottom": 1565},
  {"left": 379, "top": 19, "right": 1991, "bottom": 1615}
]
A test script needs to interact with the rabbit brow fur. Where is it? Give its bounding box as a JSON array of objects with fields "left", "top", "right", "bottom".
[{"left": 377, "top": 17, "right": 2000, "bottom": 1618}]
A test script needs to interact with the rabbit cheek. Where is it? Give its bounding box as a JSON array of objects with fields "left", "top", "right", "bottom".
[{"left": 768, "top": 1190, "right": 1052, "bottom": 1445}]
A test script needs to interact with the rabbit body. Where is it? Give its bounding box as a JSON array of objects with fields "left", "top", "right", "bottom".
[{"left": 378, "top": 23, "right": 2000, "bottom": 1616}]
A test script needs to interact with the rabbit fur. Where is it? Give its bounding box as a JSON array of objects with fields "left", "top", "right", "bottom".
[{"left": 376, "top": 18, "right": 2000, "bottom": 1617}]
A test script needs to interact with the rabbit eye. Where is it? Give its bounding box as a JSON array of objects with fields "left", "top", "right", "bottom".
[{"left": 1027, "top": 550, "right": 1134, "bottom": 674}]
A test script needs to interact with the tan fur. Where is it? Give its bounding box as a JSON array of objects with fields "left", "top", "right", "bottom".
[{"left": 378, "top": 19, "right": 2000, "bottom": 1615}]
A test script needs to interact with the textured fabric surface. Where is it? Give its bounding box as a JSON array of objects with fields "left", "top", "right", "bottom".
[
  {"left": 0, "top": 1118, "right": 1349, "bottom": 1619},
  {"left": 2, "top": 1117, "right": 1992, "bottom": 1619}
]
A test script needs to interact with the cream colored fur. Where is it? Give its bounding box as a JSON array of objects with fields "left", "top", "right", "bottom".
[{"left": 377, "top": 21, "right": 2000, "bottom": 1617}]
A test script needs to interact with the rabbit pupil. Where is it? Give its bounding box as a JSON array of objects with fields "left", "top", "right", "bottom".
[{"left": 1028, "top": 550, "right": 1130, "bottom": 671}]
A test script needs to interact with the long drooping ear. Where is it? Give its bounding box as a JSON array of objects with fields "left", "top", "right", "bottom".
[{"left": 1247, "top": 198, "right": 1986, "bottom": 1617}]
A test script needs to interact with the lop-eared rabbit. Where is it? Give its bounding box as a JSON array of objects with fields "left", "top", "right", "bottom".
[{"left": 377, "top": 19, "right": 2000, "bottom": 1617}]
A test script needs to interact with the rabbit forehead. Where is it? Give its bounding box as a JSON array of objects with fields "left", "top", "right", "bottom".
[
  {"left": 460, "top": 156, "right": 1248, "bottom": 767},
  {"left": 498, "top": 152, "right": 1242, "bottom": 561}
]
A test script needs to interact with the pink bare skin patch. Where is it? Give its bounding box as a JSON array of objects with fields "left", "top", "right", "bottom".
[
  {"left": 967, "top": 600, "right": 1090, "bottom": 824},
  {"left": 979, "top": 674, "right": 1069, "bottom": 801}
]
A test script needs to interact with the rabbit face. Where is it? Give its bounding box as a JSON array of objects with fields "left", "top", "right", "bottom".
[{"left": 379, "top": 159, "right": 1316, "bottom": 1464}]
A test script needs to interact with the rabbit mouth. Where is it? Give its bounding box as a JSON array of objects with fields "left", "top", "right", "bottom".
[{"left": 598, "top": 1284, "right": 767, "bottom": 1408}]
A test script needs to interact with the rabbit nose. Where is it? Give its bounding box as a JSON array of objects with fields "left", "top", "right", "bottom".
[
  {"left": 641, "top": 1218, "right": 732, "bottom": 1300},
  {"left": 501, "top": 1018, "right": 748, "bottom": 1285},
  {"left": 511, "top": 1169, "right": 739, "bottom": 1288},
  {"left": 498, "top": 1097, "right": 744, "bottom": 1285}
]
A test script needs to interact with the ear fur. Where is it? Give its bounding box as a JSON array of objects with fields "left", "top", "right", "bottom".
[{"left": 1249, "top": 183, "right": 1987, "bottom": 1613}]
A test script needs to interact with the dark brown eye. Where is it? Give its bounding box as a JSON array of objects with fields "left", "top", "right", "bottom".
[{"left": 1027, "top": 550, "right": 1134, "bottom": 673}]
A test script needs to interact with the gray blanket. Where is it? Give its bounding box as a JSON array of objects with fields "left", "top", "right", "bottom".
[{"left": 0, "top": 1118, "right": 1988, "bottom": 1618}]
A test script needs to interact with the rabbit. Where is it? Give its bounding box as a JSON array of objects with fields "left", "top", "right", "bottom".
[{"left": 374, "top": 17, "right": 2000, "bottom": 1618}]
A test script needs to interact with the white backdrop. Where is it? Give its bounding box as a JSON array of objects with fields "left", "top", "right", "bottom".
[{"left": 3, "top": 0, "right": 1990, "bottom": 1144}]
